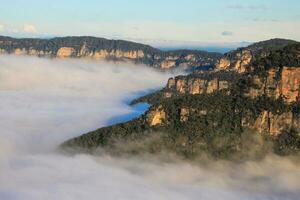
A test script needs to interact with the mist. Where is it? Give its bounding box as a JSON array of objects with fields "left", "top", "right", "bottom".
[{"left": 0, "top": 55, "right": 299, "bottom": 200}]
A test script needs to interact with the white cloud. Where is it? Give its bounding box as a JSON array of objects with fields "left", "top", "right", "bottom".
[
  {"left": 23, "top": 24, "right": 37, "bottom": 33},
  {"left": 0, "top": 55, "right": 299, "bottom": 200}
]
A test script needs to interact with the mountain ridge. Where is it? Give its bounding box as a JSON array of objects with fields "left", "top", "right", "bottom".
[{"left": 0, "top": 35, "right": 222, "bottom": 69}]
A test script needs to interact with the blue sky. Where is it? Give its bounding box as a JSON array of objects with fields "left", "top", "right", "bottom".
[{"left": 0, "top": 0, "right": 299, "bottom": 46}]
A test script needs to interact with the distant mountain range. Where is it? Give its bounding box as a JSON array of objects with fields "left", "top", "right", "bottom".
[
  {"left": 62, "top": 38, "right": 300, "bottom": 160},
  {"left": 0, "top": 36, "right": 222, "bottom": 69}
]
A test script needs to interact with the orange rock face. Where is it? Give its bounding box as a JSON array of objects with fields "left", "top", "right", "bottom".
[
  {"left": 146, "top": 105, "right": 166, "bottom": 126},
  {"left": 176, "top": 79, "right": 187, "bottom": 94},
  {"left": 215, "top": 50, "right": 252, "bottom": 73},
  {"left": 280, "top": 67, "right": 300, "bottom": 103},
  {"left": 216, "top": 58, "right": 231, "bottom": 70},
  {"left": 247, "top": 67, "right": 300, "bottom": 104},
  {"left": 57, "top": 47, "right": 76, "bottom": 57},
  {"left": 254, "top": 111, "right": 295, "bottom": 136},
  {"left": 168, "top": 76, "right": 230, "bottom": 96},
  {"left": 160, "top": 60, "right": 177, "bottom": 69}
]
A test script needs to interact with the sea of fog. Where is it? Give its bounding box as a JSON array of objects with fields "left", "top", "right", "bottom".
[{"left": 0, "top": 55, "right": 299, "bottom": 200}]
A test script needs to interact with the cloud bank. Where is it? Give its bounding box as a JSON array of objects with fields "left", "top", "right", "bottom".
[{"left": 0, "top": 55, "right": 299, "bottom": 200}]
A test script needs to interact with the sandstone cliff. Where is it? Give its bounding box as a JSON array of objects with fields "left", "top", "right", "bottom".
[
  {"left": 0, "top": 36, "right": 221, "bottom": 69},
  {"left": 137, "top": 43, "right": 300, "bottom": 137},
  {"left": 162, "top": 65, "right": 300, "bottom": 105},
  {"left": 164, "top": 72, "right": 232, "bottom": 97}
]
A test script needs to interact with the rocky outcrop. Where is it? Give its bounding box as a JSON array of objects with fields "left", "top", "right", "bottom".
[
  {"left": 159, "top": 66, "right": 300, "bottom": 135},
  {"left": 253, "top": 111, "right": 296, "bottom": 136},
  {"left": 145, "top": 105, "right": 166, "bottom": 126},
  {"left": 215, "top": 38, "right": 297, "bottom": 73},
  {"left": 0, "top": 36, "right": 221, "bottom": 69},
  {"left": 57, "top": 47, "right": 76, "bottom": 57},
  {"left": 163, "top": 66, "right": 300, "bottom": 104},
  {"left": 164, "top": 72, "right": 232, "bottom": 97},
  {"left": 216, "top": 58, "right": 231, "bottom": 70},
  {"left": 247, "top": 67, "right": 300, "bottom": 104},
  {"left": 216, "top": 50, "right": 252, "bottom": 73},
  {"left": 281, "top": 67, "right": 300, "bottom": 103},
  {"left": 160, "top": 60, "right": 177, "bottom": 69}
]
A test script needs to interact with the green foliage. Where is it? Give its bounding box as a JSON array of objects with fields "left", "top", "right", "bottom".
[
  {"left": 130, "top": 90, "right": 164, "bottom": 105},
  {"left": 63, "top": 91, "right": 293, "bottom": 159},
  {"left": 253, "top": 43, "right": 300, "bottom": 73}
]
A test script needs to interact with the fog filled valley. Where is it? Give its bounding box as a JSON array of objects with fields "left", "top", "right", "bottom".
[{"left": 1, "top": 55, "right": 300, "bottom": 200}]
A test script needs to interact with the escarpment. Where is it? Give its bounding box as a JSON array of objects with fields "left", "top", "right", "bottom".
[
  {"left": 144, "top": 43, "right": 300, "bottom": 134},
  {"left": 62, "top": 40, "right": 300, "bottom": 159},
  {"left": 162, "top": 66, "right": 300, "bottom": 104},
  {"left": 246, "top": 67, "right": 300, "bottom": 103},
  {"left": 133, "top": 39, "right": 300, "bottom": 104},
  {"left": 0, "top": 36, "right": 221, "bottom": 69},
  {"left": 164, "top": 72, "right": 233, "bottom": 97}
]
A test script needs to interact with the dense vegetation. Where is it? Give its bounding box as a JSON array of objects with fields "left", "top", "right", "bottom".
[
  {"left": 253, "top": 43, "right": 300, "bottom": 72},
  {"left": 63, "top": 91, "right": 300, "bottom": 160},
  {"left": 246, "top": 38, "right": 298, "bottom": 53},
  {"left": 225, "top": 38, "right": 298, "bottom": 61}
]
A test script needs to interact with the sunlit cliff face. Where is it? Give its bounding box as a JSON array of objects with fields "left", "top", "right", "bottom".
[{"left": 0, "top": 55, "right": 300, "bottom": 200}]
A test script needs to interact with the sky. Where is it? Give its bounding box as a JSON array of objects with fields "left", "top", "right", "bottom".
[{"left": 0, "top": 0, "right": 299, "bottom": 46}]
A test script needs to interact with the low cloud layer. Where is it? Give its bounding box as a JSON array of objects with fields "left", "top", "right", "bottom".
[{"left": 0, "top": 55, "right": 299, "bottom": 200}]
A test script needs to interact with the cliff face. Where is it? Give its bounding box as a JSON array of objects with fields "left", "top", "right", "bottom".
[
  {"left": 253, "top": 111, "right": 297, "bottom": 136},
  {"left": 139, "top": 43, "right": 300, "bottom": 136},
  {"left": 0, "top": 36, "right": 221, "bottom": 69},
  {"left": 247, "top": 67, "right": 300, "bottom": 104},
  {"left": 162, "top": 65, "right": 298, "bottom": 104},
  {"left": 148, "top": 67, "right": 300, "bottom": 135},
  {"left": 216, "top": 50, "right": 252, "bottom": 73},
  {"left": 164, "top": 72, "right": 232, "bottom": 97},
  {"left": 146, "top": 105, "right": 166, "bottom": 126}
]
